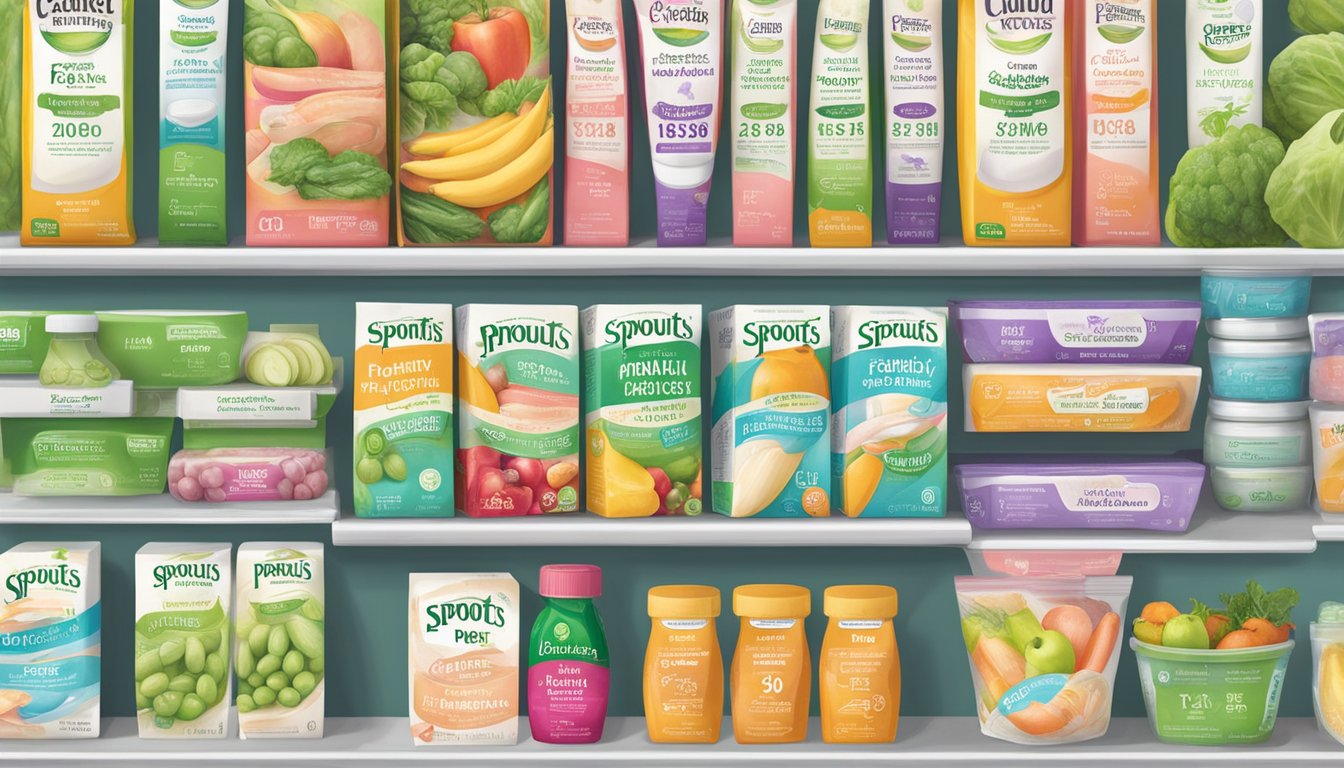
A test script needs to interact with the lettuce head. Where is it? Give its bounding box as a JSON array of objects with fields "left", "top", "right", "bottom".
[
  {"left": 1266, "top": 32, "right": 1344, "bottom": 144},
  {"left": 1266, "top": 109, "right": 1344, "bottom": 248},
  {"left": 1165, "top": 125, "right": 1287, "bottom": 248},
  {"left": 1290, "top": 0, "right": 1344, "bottom": 34}
]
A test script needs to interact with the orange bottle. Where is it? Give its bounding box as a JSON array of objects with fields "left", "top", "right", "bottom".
[
  {"left": 820, "top": 585, "right": 900, "bottom": 743},
  {"left": 730, "top": 584, "right": 812, "bottom": 744},
  {"left": 643, "top": 585, "right": 724, "bottom": 743}
]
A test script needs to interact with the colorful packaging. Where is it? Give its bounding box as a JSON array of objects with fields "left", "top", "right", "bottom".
[
  {"left": 583, "top": 305, "right": 702, "bottom": 517},
  {"left": 954, "top": 457, "right": 1205, "bottom": 531},
  {"left": 807, "top": 0, "right": 872, "bottom": 247},
  {"left": 0, "top": 0, "right": 18, "bottom": 231},
  {"left": 408, "top": 573, "right": 520, "bottom": 747},
  {"left": 21, "top": 0, "right": 135, "bottom": 245},
  {"left": 1208, "top": 338, "right": 1311, "bottom": 402},
  {"left": 244, "top": 0, "right": 390, "bottom": 246},
  {"left": 159, "top": 0, "right": 230, "bottom": 245},
  {"left": 1, "top": 417, "right": 173, "bottom": 496},
  {"left": 95, "top": 310, "right": 248, "bottom": 389},
  {"left": 950, "top": 300, "right": 1201, "bottom": 364},
  {"left": 729, "top": 0, "right": 797, "bottom": 246},
  {"left": 235, "top": 543, "right": 324, "bottom": 739},
  {"left": 731, "top": 584, "right": 811, "bottom": 744},
  {"left": 169, "top": 448, "right": 329, "bottom": 503},
  {"left": 528, "top": 564, "right": 609, "bottom": 745},
  {"left": 1310, "top": 313, "right": 1344, "bottom": 403},
  {"left": 963, "top": 364, "right": 1203, "bottom": 433},
  {"left": 1313, "top": 605, "right": 1344, "bottom": 747},
  {"left": 644, "top": 585, "right": 723, "bottom": 744},
  {"left": 956, "top": 575, "right": 1131, "bottom": 745},
  {"left": 565, "top": 0, "right": 628, "bottom": 246},
  {"left": 1186, "top": 0, "right": 1261, "bottom": 149},
  {"left": 456, "top": 305, "right": 579, "bottom": 517},
  {"left": 832, "top": 306, "right": 947, "bottom": 517},
  {"left": 134, "top": 543, "right": 232, "bottom": 739},
  {"left": 396, "top": 0, "right": 553, "bottom": 246},
  {"left": 353, "top": 303, "right": 454, "bottom": 518},
  {"left": 958, "top": 0, "right": 1071, "bottom": 246},
  {"left": 0, "top": 542, "right": 101, "bottom": 739},
  {"left": 883, "top": 0, "right": 944, "bottom": 244},
  {"left": 0, "top": 312, "right": 58, "bottom": 374},
  {"left": 710, "top": 305, "right": 831, "bottom": 518},
  {"left": 820, "top": 585, "right": 900, "bottom": 744},
  {"left": 1311, "top": 403, "right": 1344, "bottom": 513},
  {"left": 1201, "top": 271, "right": 1312, "bottom": 320}
]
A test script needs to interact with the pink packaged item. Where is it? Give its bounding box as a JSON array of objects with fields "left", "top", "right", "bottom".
[{"left": 168, "top": 448, "right": 329, "bottom": 503}]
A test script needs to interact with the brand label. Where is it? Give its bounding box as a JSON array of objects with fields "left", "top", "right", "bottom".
[
  {"left": 368, "top": 316, "right": 445, "bottom": 349},
  {"left": 743, "top": 317, "right": 823, "bottom": 354},
  {"left": 152, "top": 560, "right": 221, "bottom": 590}
]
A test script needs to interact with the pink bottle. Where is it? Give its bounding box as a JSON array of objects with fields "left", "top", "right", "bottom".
[{"left": 527, "top": 564, "right": 611, "bottom": 744}]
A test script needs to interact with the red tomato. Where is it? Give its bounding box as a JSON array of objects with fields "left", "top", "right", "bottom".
[{"left": 451, "top": 7, "right": 532, "bottom": 89}]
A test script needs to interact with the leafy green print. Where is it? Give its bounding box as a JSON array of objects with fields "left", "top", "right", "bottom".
[
  {"left": 1199, "top": 101, "right": 1249, "bottom": 139},
  {"left": 400, "top": 186, "right": 484, "bottom": 243},
  {"left": 500, "top": 0, "right": 549, "bottom": 61},
  {"left": 1219, "top": 581, "right": 1300, "bottom": 629},
  {"left": 242, "top": 0, "right": 317, "bottom": 67},
  {"left": 267, "top": 138, "right": 392, "bottom": 200},
  {"left": 0, "top": 0, "right": 19, "bottom": 231},
  {"left": 399, "top": 44, "right": 489, "bottom": 136},
  {"left": 481, "top": 76, "right": 550, "bottom": 118},
  {"left": 400, "top": 0, "right": 475, "bottom": 54},
  {"left": 487, "top": 176, "right": 548, "bottom": 243}
]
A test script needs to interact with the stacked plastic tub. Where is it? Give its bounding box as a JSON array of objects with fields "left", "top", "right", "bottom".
[{"left": 1200, "top": 272, "right": 1315, "bottom": 514}]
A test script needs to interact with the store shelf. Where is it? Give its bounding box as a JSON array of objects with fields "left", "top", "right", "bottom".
[
  {"left": 4, "top": 239, "right": 1344, "bottom": 277},
  {"left": 4, "top": 716, "right": 1339, "bottom": 766},
  {"left": 330, "top": 511, "right": 972, "bottom": 548},
  {"left": 0, "top": 491, "right": 339, "bottom": 525},
  {"left": 1313, "top": 510, "right": 1344, "bottom": 542}
]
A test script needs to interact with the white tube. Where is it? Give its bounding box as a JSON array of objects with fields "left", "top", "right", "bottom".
[{"left": 1186, "top": 0, "right": 1262, "bottom": 148}]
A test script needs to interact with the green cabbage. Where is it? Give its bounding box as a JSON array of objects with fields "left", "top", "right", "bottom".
[
  {"left": 1290, "top": 0, "right": 1344, "bottom": 34},
  {"left": 1266, "top": 109, "right": 1344, "bottom": 248},
  {"left": 1165, "top": 125, "right": 1287, "bottom": 248},
  {"left": 1266, "top": 32, "right": 1344, "bottom": 145}
]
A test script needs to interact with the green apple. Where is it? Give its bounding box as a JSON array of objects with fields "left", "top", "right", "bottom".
[
  {"left": 1133, "top": 618, "right": 1164, "bottom": 645},
  {"left": 1023, "top": 630, "right": 1076, "bottom": 677},
  {"left": 1005, "top": 609, "right": 1045, "bottom": 652},
  {"left": 1161, "top": 614, "right": 1211, "bottom": 649}
]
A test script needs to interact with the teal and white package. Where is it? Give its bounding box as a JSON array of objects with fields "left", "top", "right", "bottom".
[
  {"left": 159, "top": 0, "right": 229, "bottom": 245},
  {"left": 710, "top": 305, "right": 831, "bottom": 517},
  {"left": 0, "top": 542, "right": 101, "bottom": 739},
  {"left": 832, "top": 306, "right": 947, "bottom": 517}
]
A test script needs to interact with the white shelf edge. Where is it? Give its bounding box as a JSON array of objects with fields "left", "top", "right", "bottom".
[
  {"left": 3, "top": 717, "right": 1339, "bottom": 766},
  {"left": 0, "top": 491, "right": 340, "bottom": 525},
  {"left": 331, "top": 511, "right": 972, "bottom": 548}
]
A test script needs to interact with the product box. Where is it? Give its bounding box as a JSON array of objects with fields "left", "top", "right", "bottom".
[
  {"left": 963, "top": 364, "right": 1203, "bottom": 433},
  {"left": 134, "top": 543, "right": 231, "bottom": 739},
  {"left": 396, "top": 1, "right": 553, "bottom": 245},
  {"left": 0, "top": 417, "right": 173, "bottom": 496},
  {"left": 236, "top": 543, "right": 324, "bottom": 739},
  {"left": 408, "top": 573, "right": 520, "bottom": 746},
  {"left": 0, "top": 542, "right": 101, "bottom": 739},
  {"left": 709, "top": 305, "right": 831, "bottom": 517},
  {"left": 456, "top": 305, "right": 580, "bottom": 516},
  {"left": 832, "top": 306, "right": 947, "bottom": 517},
  {"left": 354, "top": 303, "right": 454, "bottom": 517},
  {"left": 583, "top": 305, "right": 702, "bottom": 517}
]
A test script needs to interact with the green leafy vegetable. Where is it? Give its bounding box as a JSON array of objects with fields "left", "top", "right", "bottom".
[
  {"left": 400, "top": 0, "right": 475, "bottom": 54},
  {"left": 1266, "top": 109, "right": 1344, "bottom": 248},
  {"left": 1266, "top": 32, "right": 1344, "bottom": 145},
  {"left": 487, "top": 177, "right": 549, "bottom": 243},
  {"left": 481, "top": 76, "right": 550, "bottom": 118},
  {"left": 399, "top": 43, "right": 488, "bottom": 136},
  {"left": 1198, "top": 102, "right": 1249, "bottom": 141},
  {"left": 1290, "top": 0, "right": 1344, "bottom": 34},
  {"left": 500, "top": 0, "right": 549, "bottom": 61},
  {"left": 267, "top": 139, "right": 391, "bottom": 201},
  {"left": 1219, "top": 581, "right": 1300, "bottom": 630},
  {"left": 1165, "top": 124, "right": 1288, "bottom": 248},
  {"left": 400, "top": 186, "right": 483, "bottom": 243},
  {"left": 444, "top": 51, "right": 488, "bottom": 101},
  {"left": 0, "top": 0, "right": 20, "bottom": 230},
  {"left": 242, "top": 0, "right": 318, "bottom": 67}
]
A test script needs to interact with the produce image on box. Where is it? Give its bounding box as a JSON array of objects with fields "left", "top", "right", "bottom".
[
  {"left": 583, "top": 305, "right": 702, "bottom": 517},
  {"left": 396, "top": 0, "right": 553, "bottom": 246},
  {"left": 235, "top": 543, "right": 324, "bottom": 739},
  {"left": 408, "top": 573, "right": 519, "bottom": 746},
  {"left": 134, "top": 543, "right": 232, "bottom": 739},
  {"left": 456, "top": 305, "right": 579, "bottom": 517},
  {"left": 956, "top": 576, "right": 1131, "bottom": 745},
  {"left": 354, "top": 303, "right": 454, "bottom": 517},
  {"left": 0, "top": 542, "right": 101, "bottom": 739},
  {"left": 1, "top": 417, "right": 174, "bottom": 496},
  {"left": 243, "top": 0, "right": 391, "bottom": 246}
]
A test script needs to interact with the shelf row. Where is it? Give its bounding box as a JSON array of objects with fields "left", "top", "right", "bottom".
[{"left": 2, "top": 716, "right": 1335, "bottom": 767}]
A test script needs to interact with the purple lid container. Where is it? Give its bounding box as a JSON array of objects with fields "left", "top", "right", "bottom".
[
  {"left": 954, "top": 456, "right": 1206, "bottom": 532},
  {"left": 950, "top": 300, "right": 1202, "bottom": 364}
]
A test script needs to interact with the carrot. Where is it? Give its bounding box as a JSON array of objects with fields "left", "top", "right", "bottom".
[
  {"left": 1216, "top": 629, "right": 1262, "bottom": 649},
  {"left": 1080, "top": 611, "right": 1121, "bottom": 672},
  {"left": 1141, "top": 601, "right": 1179, "bottom": 626}
]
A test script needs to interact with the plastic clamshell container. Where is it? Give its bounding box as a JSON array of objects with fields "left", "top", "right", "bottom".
[
  {"left": 95, "top": 310, "right": 248, "bottom": 388},
  {"left": 1311, "top": 622, "right": 1344, "bottom": 747},
  {"left": 1203, "top": 399, "right": 1310, "bottom": 468},
  {"left": 1200, "top": 271, "right": 1311, "bottom": 320},
  {"left": 1309, "top": 313, "right": 1344, "bottom": 403},
  {"left": 963, "top": 364, "right": 1202, "bottom": 433},
  {"left": 167, "top": 448, "right": 330, "bottom": 503},
  {"left": 1209, "top": 465, "right": 1312, "bottom": 513},
  {"left": 1131, "top": 638, "right": 1293, "bottom": 745},
  {"left": 954, "top": 457, "right": 1204, "bottom": 531},
  {"left": 950, "top": 300, "right": 1200, "bottom": 364},
  {"left": 1206, "top": 316, "right": 1308, "bottom": 341},
  {"left": 1208, "top": 338, "right": 1311, "bottom": 402}
]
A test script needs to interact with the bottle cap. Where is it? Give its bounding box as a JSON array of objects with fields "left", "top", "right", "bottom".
[
  {"left": 648, "top": 585, "right": 720, "bottom": 619},
  {"left": 45, "top": 314, "right": 98, "bottom": 334},
  {"left": 539, "top": 564, "right": 601, "bottom": 598},
  {"left": 824, "top": 585, "right": 898, "bottom": 619},
  {"left": 733, "top": 584, "right": 810, "bottom": 619}
]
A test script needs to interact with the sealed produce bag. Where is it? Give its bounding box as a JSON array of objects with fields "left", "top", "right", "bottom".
[
  {"left": 955, "top": 575, "right": 1131, "bottom": 745},
  {"left": 1313, "top": 603, "right": 1344, "bottom": 746}
]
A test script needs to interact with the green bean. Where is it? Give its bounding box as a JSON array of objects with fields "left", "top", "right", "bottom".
[
  {"left": 256, "top": 653, "right": 281, "bottom": 677},
  {"left": 282, "top": 650, "right": 305, "bottom": 678},
  {"left": 168, "top": 674, "right": 197, "bottom": 694},
  {"left": 185, "top": 637, "right": 206, "bottom": 674},
  {"left": 153, "top": 691, "right": 183, "bottom": 718},
  {"left": 278, "top": 687, "right": 301, "bottom": 708},
  {"left": 248, "top": 624, "right": 271, "bottom": 658},
  {"left": 237, "top": 694, "right": 256, "bottom": 713},
  {"left": 176, "top": 693, "right": 206, "bottom": 722},
  {"left": 247, "top": 672, "right": 265, "bottom": 689},
  {"left": 292, "top": 671, "right": 316, "bottom": 697},
  {"left": 205, "top": 652, "right": 225, "bottom": 682},
  {"left": 135, "top": 650, "right": 163, "bottom": 682},
  {"left": 140, "top": 672, "right": 169, "bottom": 698},
  {"left": 252, "top": 686, "right": 276, "bottom": 707},
  {"left": 196, "top": 675, "right": 218, "bottom": 706},
  {"left": 158, "top": 639, "right": 185, "bottom": 666},
  {"left": 268, "top": 624, "right": 291, "bottom": 657},
  {"left": 236, "top": 643, "right": 255, "bottom": 679},
  {"left": 266, "top": 671, "right": 289, "bottom": 692}
]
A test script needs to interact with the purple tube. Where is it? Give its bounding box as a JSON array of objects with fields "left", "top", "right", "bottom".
[
  {"left": 954, "top": 456, "right": 1206, "bottom": 531},
  {"left": 950, "top": 300, "right": 1202, "bottom": 364}
]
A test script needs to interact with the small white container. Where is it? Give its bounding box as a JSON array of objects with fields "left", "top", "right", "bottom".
[
  {"left": 1208, "top": 338, "right": 1312, "bottom": 402},
  {"left": 1204, "top": 399, "right": 1310, "bottom": 468},
  {"left": 1209, "top": 465, "right": 1312, "bottom": 513}
]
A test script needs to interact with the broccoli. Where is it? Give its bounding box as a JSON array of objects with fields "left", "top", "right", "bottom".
[{"left": 1165, "top": 125, "right": 1288, "bottom": 248}]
